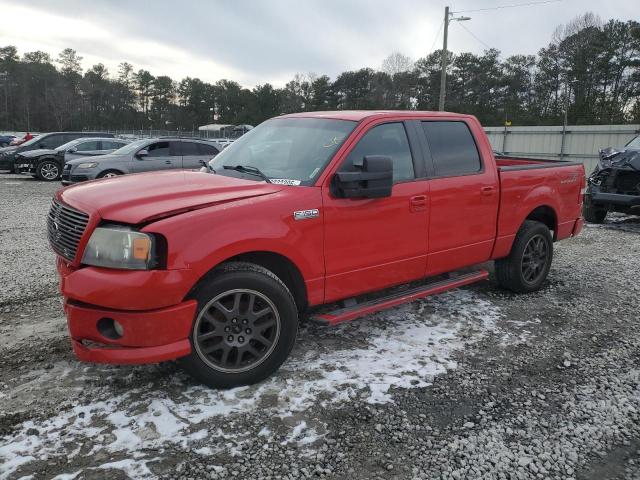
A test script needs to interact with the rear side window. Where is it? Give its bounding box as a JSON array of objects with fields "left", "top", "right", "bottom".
[
  {"left": 180, "top": 142, "right": 200, "bottom": 156},
  {"left": 198, "top": 143, "right": 219, "bottom": 156},
  {"left": 422, "top": 121, "right": 481, "bottom": 177},
  {"left": 342, "top": 122, "right": 414, "bottom": 182},
  {"left": 101, "top": 141, "right": 125, "bottom": 150}
]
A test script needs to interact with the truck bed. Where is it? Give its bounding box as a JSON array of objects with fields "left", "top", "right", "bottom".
[
  {"left": 495, "top": 155, "right": 583, "bottom": 171},
  {"left": 492, "top": 154, "right": 585, "bottom": 259}
]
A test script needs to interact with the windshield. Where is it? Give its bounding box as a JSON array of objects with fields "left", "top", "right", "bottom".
[
  {"left": 626, "top": 136, "right": 640, "bottom": 150},
  {"left": 110, "top": 139, "right": 149, "bottom": 155},
  {"left": 209, "top": 118, "right": 356, "bottom": 185}
]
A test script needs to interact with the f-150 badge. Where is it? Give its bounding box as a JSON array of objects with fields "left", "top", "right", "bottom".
[{"left": 293, "top": 209, "right": 319, "bottom": 220}]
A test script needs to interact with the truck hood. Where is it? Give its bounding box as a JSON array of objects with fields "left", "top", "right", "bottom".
[
  {"left": 59, "top": 170, "right": 283, "bottom": 224},
  {"left": 598, "top": 147, "right": 640, "bottom": 171}
]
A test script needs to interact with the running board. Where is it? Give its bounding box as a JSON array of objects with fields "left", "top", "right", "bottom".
[{"left": 310, "top": 270, "right": 489, "bottom": 327}]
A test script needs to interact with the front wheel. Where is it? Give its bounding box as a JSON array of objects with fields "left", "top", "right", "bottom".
[
  {"left": 36, "top": 160, "right": 61, "bottom": 181},
  {"left": 495, "top": 220, "right": 553, "bottom": 293},
  {"left": 180, "top": 262, "right": 298, "bottom": 388}
]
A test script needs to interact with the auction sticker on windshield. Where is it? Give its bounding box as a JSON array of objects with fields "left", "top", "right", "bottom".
[{"left": 271, "top": 178, "right": 302, "bottom": 186}]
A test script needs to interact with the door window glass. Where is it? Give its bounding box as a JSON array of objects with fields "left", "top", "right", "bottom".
[
  {"left": 75, "top": 141, "right": 100, "bottom": 151},
  {"left": 341, "top": 123, "right": 414, "bottom": 182},
  {"left": 146, "top": 142, "right": 170, "bottom": 157},
  {"left": 180, "top": 142, "right": 200, "bottom": 156},
  {"left": 422, "top": 121, "right": 481, "bottom": 176},
  {"left": 197, "top": 143, "right": 219, "bottom": 156}
]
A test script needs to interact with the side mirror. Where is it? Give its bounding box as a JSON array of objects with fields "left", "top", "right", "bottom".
[
  {"left": 136, "top": 149, "right": 149, "bottom": 158},
  {"left": 333, "top": 155, "right": 393, "bottom": 199},
  {"left": 67, "top": 147, "right": 77, "bottom": 153}
]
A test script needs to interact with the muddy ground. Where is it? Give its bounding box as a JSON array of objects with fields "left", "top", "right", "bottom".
[{"left": 0, "top": 173, "right": 639, "bottom": 480}]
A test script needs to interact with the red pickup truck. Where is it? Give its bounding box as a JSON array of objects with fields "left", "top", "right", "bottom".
[{"left": 48, "top": 111, "right": 585, "bottom": 388}]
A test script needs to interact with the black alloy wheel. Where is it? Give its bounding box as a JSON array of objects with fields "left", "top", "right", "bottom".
[
  {"left": 521, "top": 234, "right": 549, "bottom": 284},
  {"left": 193, "top": 288, "right": 281, "bottom": 373},
  {"left": 37, "top": 161, "right": 60, "bottom": 181}
]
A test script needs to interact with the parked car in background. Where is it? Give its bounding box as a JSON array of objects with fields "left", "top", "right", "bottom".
[
  {"left": 583, "top": 135, "right": 640, "bottom": 223},
  {"left": 0, "top": 131, "right": 114, "bottom": 172},
  {"left": 14, "top": 137, "right": 129, "bottom": 181},
  {"left": 49, "top": 111, "right": 585, "bottom": 388},
  {"left": 61, "top": 137, "right": 220, "bottom": 184},
  {"left": 0, "top": 134, "right": 16, "bottom": 147}
]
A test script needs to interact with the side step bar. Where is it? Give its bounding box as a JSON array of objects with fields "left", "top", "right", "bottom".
[{"left": 310, "top": 270, "right": 489, "bottom": 327}]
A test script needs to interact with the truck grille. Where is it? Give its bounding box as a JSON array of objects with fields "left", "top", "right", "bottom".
[{"left": 47, "top": 199, "right": 90, "bottom": 261}]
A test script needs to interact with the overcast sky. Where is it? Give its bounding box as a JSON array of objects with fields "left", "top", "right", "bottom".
[{"left": 1, "top": 0, "right": 636, "bottom": 87}]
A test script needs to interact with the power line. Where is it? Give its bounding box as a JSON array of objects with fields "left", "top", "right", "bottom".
[
  {"left": 452, "top": 0, "right": 561, "bottom": 14},
  {"left": 456, "top": 22, "right": 493, "bottom": 50},
  {"left": 429, "top": 19, "right": 445, "bottom": 54}
]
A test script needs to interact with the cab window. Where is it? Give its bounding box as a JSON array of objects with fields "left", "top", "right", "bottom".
[
  {"left": 422, "top": 121, "right": 481, "bottom": 177},
  {"left": 341, "top": 123, "right": 415, "bottom": 182}
]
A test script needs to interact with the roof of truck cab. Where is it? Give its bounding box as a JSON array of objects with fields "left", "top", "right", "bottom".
[{"left": 277, "top": 110, "right": 471, "bottom": 122}]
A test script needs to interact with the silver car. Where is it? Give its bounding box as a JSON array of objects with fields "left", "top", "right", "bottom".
[{"left": 61, "top": 138, "right": 221, "bottom": 185}]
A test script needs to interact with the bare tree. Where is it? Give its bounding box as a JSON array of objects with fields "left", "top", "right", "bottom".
[{"left": 381, "top": 52, "right": 414, "bottom": 75}]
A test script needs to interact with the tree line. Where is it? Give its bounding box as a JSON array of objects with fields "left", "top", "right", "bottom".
[{"left": 0, "top": 13, "right": 638, "bottom": 133}]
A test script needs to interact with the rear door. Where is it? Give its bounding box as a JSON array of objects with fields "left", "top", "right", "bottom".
[
  {"left": 420, "top": 120, "right": 499, "bottom": 275},
  {"left": 131, "top": 141, "right": 182, "bottom": 172}
]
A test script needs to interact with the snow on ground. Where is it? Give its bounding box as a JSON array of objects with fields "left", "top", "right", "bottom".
[{"left": 1, "top": 289, "right": 506, "bottom": 479}]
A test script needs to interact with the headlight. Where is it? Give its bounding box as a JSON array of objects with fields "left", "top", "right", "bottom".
[
  {"left": 77, "top": 162, "right": 98, "bottom": 169},
  {"left": 81, "top": 226, "right": 161, "bottom": 270}
]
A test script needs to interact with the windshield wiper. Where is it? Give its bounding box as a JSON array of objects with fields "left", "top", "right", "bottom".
[{"left": 223, "top": 164, "right": 272, "bottom": 183}]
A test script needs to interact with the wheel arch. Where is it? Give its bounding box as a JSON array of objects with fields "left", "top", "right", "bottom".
[
  {"left": 98, "top": 168, "right": 125, "bottom": 177},
  {"left": 524, "top": 205, "right": 558, "bottom": 240},
  {"left": 188, "top": 250, "right": 308, "bottom": 312}
]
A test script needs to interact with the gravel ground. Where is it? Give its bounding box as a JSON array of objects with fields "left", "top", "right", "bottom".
[{"left": 0, "top": 173, "right": 639, "bottom": 480}]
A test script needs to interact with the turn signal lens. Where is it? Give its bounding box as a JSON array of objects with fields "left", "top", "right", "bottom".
[{"left": 133, "top": 237, "right": 151, "bottom": 260}]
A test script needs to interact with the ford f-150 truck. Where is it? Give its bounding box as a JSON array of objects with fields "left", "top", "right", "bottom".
[{"left": 48, "top": 111, "right": 585, "bottom": 388}]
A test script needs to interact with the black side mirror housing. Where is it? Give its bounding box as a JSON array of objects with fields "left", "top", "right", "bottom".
[{"left": 333, "top": 155, "right": 393, "bottom": 199}]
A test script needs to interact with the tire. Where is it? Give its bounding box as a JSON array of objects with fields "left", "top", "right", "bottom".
[
  {"left": 180, "top": 261, "right": 298, "bottom": 388},
  {"left": 97, "top": 170, "right": 122, "bottom": 179},
  {"left": 36, "top": 160, "right": 62, "bottom": 181},
  {"left": 583, "top": 194, "right": 607, "bottom": 224},
  {"left": 495, "top": 220, "right": 553, "bottom": 293}
]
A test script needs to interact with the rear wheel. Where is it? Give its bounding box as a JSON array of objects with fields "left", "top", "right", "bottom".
[
  {"left": 495, "top": 220, "right": 553, "bottom": 293},
  {"left": 180, "top": 262, "right": 298, "bottom": 388},
  {"left": 36, "top": 160, "right": 61, "bottom": 181},
  {"left": 583, "top": 194, "right": 607, "bottom": 224}
]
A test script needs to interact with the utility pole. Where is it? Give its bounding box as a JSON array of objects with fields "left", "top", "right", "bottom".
[
  {"left": 438, "top": 7, "right": 471, "bottom": 111},
  {"left": 438, "top": 6, "right": 449, "bottom": 112}
]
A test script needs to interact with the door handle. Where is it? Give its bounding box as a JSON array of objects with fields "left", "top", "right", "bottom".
[
  {"left": 165, "top": 160, "right": 172, "bottom": 164},
  {"left": 481, "top": 186, "right": 495, "bottom": 196},
  {"left": 410, "top": 195, "right": 428, "bottom": 212}
]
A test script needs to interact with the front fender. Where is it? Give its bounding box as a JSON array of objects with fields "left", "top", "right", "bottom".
[{"left": 144, "top": 187, "right": 325, "bottom": 304}]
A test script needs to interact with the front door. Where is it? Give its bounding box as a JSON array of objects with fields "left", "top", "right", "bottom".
[
  {"left": 131, "top": 141, "right": 182, "bottom": 172},
  {"left": 420, "top": 120, "right": 499, "bottom": 275},
  {"left": 322, "top": 121, "right": 429, "bottom": 303}
]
